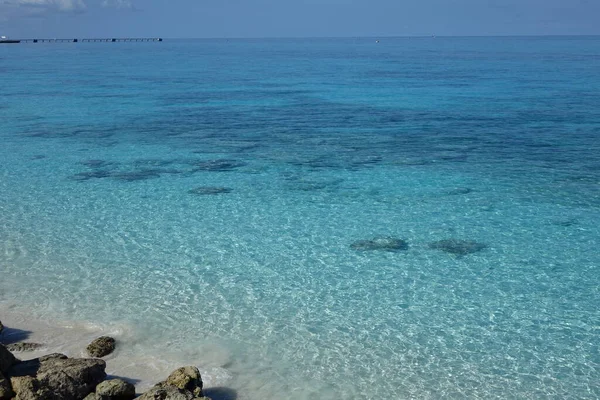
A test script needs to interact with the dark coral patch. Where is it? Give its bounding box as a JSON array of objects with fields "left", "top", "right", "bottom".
[
  {"left": 446, "top": 187, "right": 473, "bottom": 195},
  {"left": 350, "top": 237, "right": 409, "bottom": 252},
  {"left": 191, "top": 159, "right": 247, "bottom": 172},
  {"left": 111, "top": 169, "right": 162, "bottom": 182},
  {"left": 188, "top": 187, "right": 233, "bottom": 195}
]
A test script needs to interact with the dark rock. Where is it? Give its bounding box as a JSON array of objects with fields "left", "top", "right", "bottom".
[
  {"left": 428, "top": 239, "right": 487, "bottom": 255},
  {"left": 137, "top": 386, "right": 195, "bottom": 400},
  {"left": 0, "top": 321, "right": 3, "bottom": 335},
  {"left": 350, "top": 237, "right": 409, "bottom": 252},
  {"left": 87, "top": 336, "right": 116, "bottom": 358},
  {"left": 0, "top": 344, "right": 18, "bottom": 374},
  {"left": 6, "top": 343, "right": 43, "bottom": 352},
  {"left": 0, "top": 371, "right": 14, "bottom": 400},
  {"left": 96, "top": 378, "right": 136, "bottom": 399},
  {"left": 188, "top": 187, "right": 232, "bottom": 195},
  {"left": 157, "top": 366, "right": 203, "bottom": 398},
  {"left": 9, "top": 357, "right": 106, "bottom": 400}
]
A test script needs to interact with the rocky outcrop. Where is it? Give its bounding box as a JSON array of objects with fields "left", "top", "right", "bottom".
[
  {"left": 0, "top": 320, "right": 4, "bottom": 335},
  {"left": 350, "top": 237, "right": 409, "bottom": 252},
  {"left": 6, "top": 343, "right": 43, "bottom": 353},
  {"left": 9, "top": 375, "right": 45, "bottom": 400},
  {"left": 0, "top": 345, "right": 18, "bottom": 375},
  {"left": 428, "top": 239, "right": 487, "bottom": 256},
  {"left": 87, "top": 336, "right": 116, "bottom": 358},
  {"left": 95, "top": 379, "right": 136, "bottom": 400},
  {"left": 157, "top": 366, "right": 203, "bottom": 397},
  {"left": 0, "top": 371, "right": 14, "bottom": 400},
  {"left": 8, "top": 356, "right": 106, "bottom": 400}
]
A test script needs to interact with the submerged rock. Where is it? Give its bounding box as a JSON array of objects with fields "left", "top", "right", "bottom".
[
  {"left": 428, "top": 239, "right": 487, "bottom": 255},
  {"left": 6, "top": 343, "right": 43, "bottom": 353},
  {"left": 552, "top": 218, "right": 578, "bottom": 227},
  {"left": 350, "top": 237, "right": 409, "bottom": 252},
  {"left": 188, "top": 186, "right": 233, "bottom": 195},
  {"left": 95, "top": 378, "right": 136, "bottom": 400},
  {"left": 87, "top": 336, "right": 116, "bottom": 358},
  {"left": 8, "top": 357, "right": 106, "bottom": 400},
  {"left": 446, "top": 187, "right": 473, "bottom": 195},
  {"left": 191, "top": 159, "right": 247, "bottom": 172},
  {"left": 0, "top": 345, "right": 18, "bottom": 374},
  {"left": 111, "top": 169, "right": 162, "bottom": 182}
]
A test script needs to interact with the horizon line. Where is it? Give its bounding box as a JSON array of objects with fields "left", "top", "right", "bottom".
[
  {"left": 6, "top": 34, "right": 600, "bottom": 41},
  {"left": 147, "top": 34, "right": 600, "bottom": 40}
]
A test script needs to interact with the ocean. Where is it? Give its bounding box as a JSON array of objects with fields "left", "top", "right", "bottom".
[{"left": 1, "top": 36, "right": 599, "bottom": 399}]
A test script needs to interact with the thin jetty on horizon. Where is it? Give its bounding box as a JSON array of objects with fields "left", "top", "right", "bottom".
[{"left": 1, "top": 37, "right": 163, "bottom": 44}]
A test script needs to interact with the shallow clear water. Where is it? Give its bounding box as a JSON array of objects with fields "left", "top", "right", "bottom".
[{"left": 1, "top": 37, "right": 600, "bottom": 399}]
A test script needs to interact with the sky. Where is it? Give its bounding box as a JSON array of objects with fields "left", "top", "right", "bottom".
[{"left": 1, "top": 0, "right": 599, "bottom": 38}]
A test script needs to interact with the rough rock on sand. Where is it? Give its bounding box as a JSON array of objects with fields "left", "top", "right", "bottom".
[
  {"left": 95, "top": 378, "right": 136, "bottom": 400},
  {"left": 87, "top": 336, "right": 116, "bottom": 358},
  {"left": 8, "top": 356, "right": 106, "bottom": 400}
]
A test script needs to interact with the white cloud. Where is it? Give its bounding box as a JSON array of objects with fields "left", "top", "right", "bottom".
[
  {"left": 0, "top": 0, "right": 86, "bottom": 19},
  {"left": 14, "top": 0, "right": 86, "bottom": 11},
  {"left": 101, "top": 0, "right": 132, "bottom": 9},
  {"left": 0, "top": 0, "right": 134, "bottom": 20}
]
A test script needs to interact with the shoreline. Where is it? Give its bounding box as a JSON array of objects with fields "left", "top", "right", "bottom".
[{"left": 0, "top": 303, "right": 233, "bottom": 395}]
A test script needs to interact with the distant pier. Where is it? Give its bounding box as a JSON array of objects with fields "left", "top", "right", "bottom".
[{"left": 2, "top": 38, "right": 163, "bottom": 44}]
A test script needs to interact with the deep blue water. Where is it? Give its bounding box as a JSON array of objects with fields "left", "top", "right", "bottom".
[{"left": 1, "top": 37, "right": 600, "bottom": 399}]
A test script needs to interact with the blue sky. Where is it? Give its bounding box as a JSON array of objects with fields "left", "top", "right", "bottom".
[{"left": 1, "top": 0, "right": 599, "bottom": 38}]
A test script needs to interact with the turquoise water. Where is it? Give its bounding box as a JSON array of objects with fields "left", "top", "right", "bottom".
[{"left": 1, "top": 37, "right": 600, "bottom": 398}]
